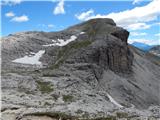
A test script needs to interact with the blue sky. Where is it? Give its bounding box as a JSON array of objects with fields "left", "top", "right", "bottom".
[{"left": 1, "top": 0, "right": 160, "bottom": 45}]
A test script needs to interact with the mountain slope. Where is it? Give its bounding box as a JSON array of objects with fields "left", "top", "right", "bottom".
[
  {"left": 1, "top": 18, "right": 160, "bottom": 120},
  {"left": 148, "top": 45, "right": 160, "bottom": 57}
]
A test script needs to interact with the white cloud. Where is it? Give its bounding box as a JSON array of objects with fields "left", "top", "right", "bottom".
[
  {"left": 75, "top": 0, "right": 160, "bottom": 31},
  {"left": 129, "top": 39, "right": 159, "bottom": 45},
  {"left": 2, "top": 0, "right": 22, "bottom": 6},
  {"left": 53, "top": 0, "right": 65, "bottom": 15},
  {"left": 127, "top": 23, "right": 151, "bottom": 30},
  {"left": 130, "top": 32, "right": 147, "bottom": 36},
  {"left": 38, "top": 24, "right": 55, "bottom": 29},
  {"left": 5, "top": 11, "right": 15, "bottom": 17},
  {"left": 155, "top": 33, "right": 160, "bottom": 36},
  {"left": 11, "top": 15, "right": 29, "bottom": 22},
  {"left": 154, "top": 22, "right": 160, "bottom": 25},
  {"left": 48, "top": 24, "right": 54, "bottom": 28},
  {"left": 75, "top": 9, "right": 94, "bottom": 21},
  {"left": 132, "top": 0, "right": 143, "bottom": 5}
]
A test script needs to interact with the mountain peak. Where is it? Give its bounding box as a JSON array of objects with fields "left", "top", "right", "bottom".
[
  {"left": 82, "top": 18, "right": 116, "bottom": 26},
  {"left": 68, "top": 18, "right": 129, "bottom": 44}
]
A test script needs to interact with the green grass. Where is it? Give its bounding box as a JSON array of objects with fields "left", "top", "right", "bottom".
[
  {"left": 36, "top": 81, "right": 54, "bottom": 94},
  {"left": 51, "top": 40, "right": 92, "bottom": 69},
  {"left": 23, "top": 111, "right": 135, "bottom": 120},
  {"left": 89, "top": 116, "right": 116, "bottom": 120},
  {"left": 116, "top": 112, "right": 128, "bottom": 118},
  {"left": 75, "top": 109, "right": 84, "bottom": 114},
  {"left": 62, "top": 95, "right": 74, "bottom": 102},
  {"left": 25, "top": 112, "right": 77, "bottom": 120}
]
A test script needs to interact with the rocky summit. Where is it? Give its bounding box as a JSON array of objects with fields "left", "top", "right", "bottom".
[{"left": 1, "top": 18, "right": 160, "bottom": 120}]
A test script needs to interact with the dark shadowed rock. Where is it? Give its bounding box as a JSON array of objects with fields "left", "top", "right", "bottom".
[{"left": 47, "top": 18, "right": 133, "bottom": 74}]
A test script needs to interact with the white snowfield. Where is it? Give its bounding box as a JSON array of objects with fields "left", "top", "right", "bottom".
[
  {"left": 42, "top": 43, "right": 56, "bottom": 47},
  {"left": 107, "top": 93, "right": 123, "bottom": 108},
  {"left": 43, "top": 32, "right": 85, "bottom": 47},
  {"left": 80, "top": 32, "right": 85, "bottom": 34},
  {"left": 12, "top": 50, "right": 45, "bottom": 65},
  {"left": 43, "top": 35, "right": 77, "bottom": 47},
  {"left": 55, "top": 35, "right": 77, "bottom": 46},
  {"left": 12, "top": 32, "right": 86, "bottom": 65}
]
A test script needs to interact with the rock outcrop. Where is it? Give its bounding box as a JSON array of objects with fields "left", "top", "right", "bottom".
[{"left": 45, "top": 18, "right": 133, "bottom": 74}]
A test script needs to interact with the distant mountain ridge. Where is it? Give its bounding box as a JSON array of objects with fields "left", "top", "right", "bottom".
[{"left": 131, "top": 42, "right": 154, "bottom": 51}]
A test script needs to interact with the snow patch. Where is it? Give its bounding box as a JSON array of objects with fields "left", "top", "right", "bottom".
[
  {"left": 30, "top": 52, "right": 35, "bottom": 55},
  {"left": 56, "top": 35, "right": 77, "bottom": 46},
  {"left": 107, "top": 93, "right": 123, "bottom": 108},
  {"left": 43, "top": 35, "right": 77, "bottom": 47},
  {"left": 150, "top": 51, "right": 160, "bottom": 56},
  {"left": 80, "top": 32, "right": 85, "bottom": 34},
  {"left": 43, "top": 32, "right": 85, "bottom": 47},
  {"left": 12, "top": 50, "right": 45, "bottom": 65},
  {"left": 43, "top": 43, "right": 56, "bottom": 47}
]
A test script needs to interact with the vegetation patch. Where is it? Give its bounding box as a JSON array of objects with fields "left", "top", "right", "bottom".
[
  {"left": 36, "top": 81, "right": 54, "bottom": 94},
  {"left": 81, "top": 111, "right": 90, "bottom": 119},
  {"left": 62, "top": 95, "right": 74, "bottom": 102},
  {"left": 89, "top": 116, "right": 116, "bottom": 120},
  {"left": 75, "top": 109, "right": 84, "bottom": 114},
  {"left": 51, "top": 40, "right": 92, "bottom": 69},
  {"left": 25, "top": 112, "right": 78, "bottom": 120},
  {"left": 51, "top": 93, "right": 59, "bottom": 101},
  {"left": 24, "top": 111, "right": 134, "bottom": 120},
  {"left": 44, "top": 101, "right": 52, "bottom": 106},
  {"left": 116, "top": 112, "right": 128, "bottom": 118}
]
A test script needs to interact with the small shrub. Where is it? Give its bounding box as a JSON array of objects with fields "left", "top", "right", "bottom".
[
  {"left": 116, "top": 112, "right": 128, "bottom": 118},
  {"left": 81, "top": 111, "right": 90, "bottom": 119},
  {"left": 90, "top": 116, "right": 116, "bottom": 120},
  {"left": 36, "top": 81, "right": 54, "bottom": 94},
  {"left": 44, "top": 102, "right": 51, "bottom": 106},
  {"left": 62, "top": 95, "right": 74, "bottom": 102},
  {"left": 25, "top": 90, "right": 34, "bottom": 94},
  {"left": 25, "top": 112, "right": 77, "bottom": 120},
  {"left": 75, "top": 109, "right": 83, "bottom": 114},
  {"left": 51, "top": 94, "right": 59, "bottom": 101}
]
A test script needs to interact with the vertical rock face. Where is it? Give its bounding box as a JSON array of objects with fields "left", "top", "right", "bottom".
[
  {"left": 64, "top": 18, "right": 134, "bottom": 73},
  {"left": 99, "top": 42, "right": 133, "bottom": 73},
  {"left": 111, "top": 29, "right": 129, "bottom": 43}
]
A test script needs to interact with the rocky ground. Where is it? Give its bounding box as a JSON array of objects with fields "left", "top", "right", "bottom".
[{"left": 1, "top": 18, "right": 160, "bottom": 120}]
